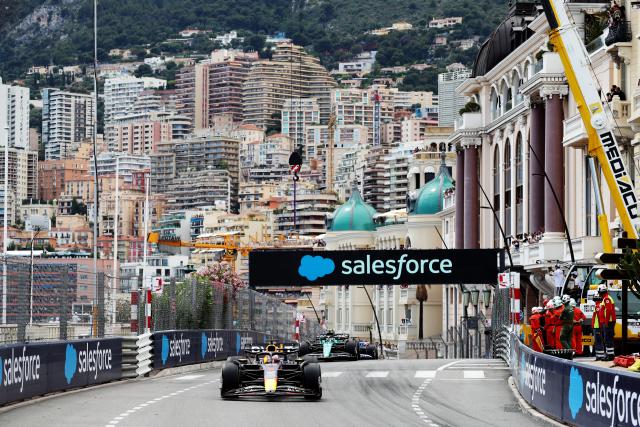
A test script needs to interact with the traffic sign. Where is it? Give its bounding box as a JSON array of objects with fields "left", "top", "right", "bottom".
[
  {"left": 595, "top": 252, "right": 624, "bottom": 264},
  {"left": 613, "top": 237, "right": 640, "bottom": 249},
  {"left": 594, "top": 268, "right": 630, "bottom": 281}
]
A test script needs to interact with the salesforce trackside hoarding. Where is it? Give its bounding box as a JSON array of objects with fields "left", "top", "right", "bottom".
[
  {"left": 510, "top": 334, "right": 640, "bottom": 427},
  {"left": 249, "top": 249, "right": 502, "bottom": 287},
  {"left": 153, "top": 330, "right": 271, "bottom": 369},
  {"left": 0, "top": 338, "right": 122, "bottom": 406}
]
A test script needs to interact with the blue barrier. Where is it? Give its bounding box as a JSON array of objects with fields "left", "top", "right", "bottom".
[
  {"left": 0, "top": 338, "right": 122, "bottom": 406},
  {"left": 510, "top": 334, "right": 640, "bottom": 427},
  {"left": 152, "top": 330, "right": 273, "bottom": 369}
]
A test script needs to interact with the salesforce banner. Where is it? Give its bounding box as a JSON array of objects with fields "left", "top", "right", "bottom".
[
  {"left": 510, "top": 335, "right": 640, "bottom": 427},
  {"left": 0, "top": 338, "right": 122, "bottom": 406},
  {"left": 249, "top": 249, "right": 502, "bottom": 287},
  {"left": 153, "top": 330, "right": 271, "bottom": 369}
]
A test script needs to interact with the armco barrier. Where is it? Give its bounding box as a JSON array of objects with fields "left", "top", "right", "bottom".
[
  {"left": 152, "top": 330, "right": 273, "bottom": 369},
  {"left": 122, "top": 333, "right": 152, "bottom": 378},
  {"left": 510, "top": 334, "right": 640, "bottom": 427},
  {"left": 0, "top": 338, "right": 122, "bottom": 405}
]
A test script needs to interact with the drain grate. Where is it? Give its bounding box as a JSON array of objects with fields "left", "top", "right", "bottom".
[{"left": 503, "top": 404, "right": 522, "bottom": 413}]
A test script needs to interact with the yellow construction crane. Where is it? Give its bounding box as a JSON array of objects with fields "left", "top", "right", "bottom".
[{"left": 147, "top": 232, "right": 252, "bottom": 267}]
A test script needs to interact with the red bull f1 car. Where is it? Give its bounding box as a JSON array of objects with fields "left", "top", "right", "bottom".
[{"left": 220, "top": 343, "right": 322, "bottom": 400}]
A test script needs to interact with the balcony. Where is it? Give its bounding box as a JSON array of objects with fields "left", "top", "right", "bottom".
[
  {"left": 562, "top": 114, "right": 587, "bottom": 147},
  {"left": 454, "top": 112, "right": 481, "bottom": 131}
]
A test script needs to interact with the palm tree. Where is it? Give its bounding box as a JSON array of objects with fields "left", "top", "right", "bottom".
[{"left": 415, "top": 285, "right": 429, "bottom": 339}]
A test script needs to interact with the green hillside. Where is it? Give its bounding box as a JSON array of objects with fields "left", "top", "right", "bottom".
[{"left": 0, "top": 0, "right": 508, "bottom": 79}]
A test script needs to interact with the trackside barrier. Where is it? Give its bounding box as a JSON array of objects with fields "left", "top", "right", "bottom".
[
  {"left": 122, "top": 333, "right": 152, "bottom": 378},
  {"left": 0, "top": 338, "right": 122, "bottom": 406},
  {"left": 152, "top": 330, "right": 276, "bottom": 370},
  {"left": 509, "top": 334, "right": 640, "bottom": 427},
  {"left": 494, "top": 325, "right": 511, "bottom": 362}
]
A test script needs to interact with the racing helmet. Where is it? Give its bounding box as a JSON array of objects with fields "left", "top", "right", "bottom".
[
  {"left": 570, "top": 298, "right": 577, "bottom": 307},
  {"left": 597, "top": 284, "right": 607, "bottom": 294},
  {"left": 561, "top": 294, "right": 571, "bottom": 304}
]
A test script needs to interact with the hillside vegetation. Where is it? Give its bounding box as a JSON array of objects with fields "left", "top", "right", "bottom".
[{"left": 0, "top": 0, "right": 507, "bottom": 80}]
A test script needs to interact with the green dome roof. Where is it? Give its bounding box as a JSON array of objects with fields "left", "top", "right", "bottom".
[
  {"left": 412, "top": 160, "right": 454, "bottom": 215},
  {"left": 330, "top": 190, "right": 376, "bottom": 232}
]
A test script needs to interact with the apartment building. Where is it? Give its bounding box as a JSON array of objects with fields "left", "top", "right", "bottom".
[
  {"left": 176, "top": 50, "right": 258, "bottom": 129},
  {"left": 104, "top": 76, "right": 145, "bottom": 123},
  {"left": 166, "top": 169, "right": 232, "bottom": 212},
  {"left": 38, "top": 158, "right": 90, "bottom": 201},
  {"left": 42, "top": 89, "right": 95, "bottom": 160},
  {"left": 154, "top": 133, "right": 241, "bottom": 212},
  {"left": 243, "top": 43, "right": 336, "bottom": 130},
  {"left": 273, "top": 189, "right": 337, "bottom": 237},
  {"left": 332, "top": 88, "right": 394, "bottom": 144},
  {"left": 437, "top": 68, "right": 471, "bottom": 127},
  {"left": 281, "top": 98, "right": 320, "bottom": 149},
  {"left": 106, "top": 111, "right": 190, "bottom": 152},
  {"left": 0, "top": 78, "right": 30, "bottom": 149}
]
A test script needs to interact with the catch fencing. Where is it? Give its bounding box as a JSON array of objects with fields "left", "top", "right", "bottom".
[
  {"left": 0, "top": 257, "right": 312, "bottom": 346},
  {"left": 0, "top": 257, "right": 118, "bottom": 344}
]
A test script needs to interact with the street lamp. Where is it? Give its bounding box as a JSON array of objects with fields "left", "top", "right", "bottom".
[
  {"left": 470, "top": 288, "right": 480, "bottom": 358},
  {"left": 462, "top": 289, "right": 470, "bottom": 358},
  {"left": 482, "top": 288, "right": 492, "bottom": 309},
  {"left": 358, "top": 285, "right": 383, "bottom": 359}
]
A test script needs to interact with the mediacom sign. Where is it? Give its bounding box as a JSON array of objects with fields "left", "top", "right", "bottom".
[{"left": 249, "top": 249, "right": 502, "bottom": 287}]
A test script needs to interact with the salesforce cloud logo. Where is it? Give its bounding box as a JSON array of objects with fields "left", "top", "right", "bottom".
[
  {"left": 161, "top": 335, "right": 169, "bottom": 365},
  {"left": 568, "top": 367, "right": 584, "bottom": 419},
  {"left": 201, "top": 333, "right": 207, "bottom": 359},
  {"left": 64, "top": 344, "right": 77, "bottom": 384},
  {"left": 298, "top": 255, "right": 335, "bottom": 281}
]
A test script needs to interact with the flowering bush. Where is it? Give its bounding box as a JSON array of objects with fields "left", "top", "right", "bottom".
[{"left": 195, "top": 262, "right": 246, "bottom": 293}]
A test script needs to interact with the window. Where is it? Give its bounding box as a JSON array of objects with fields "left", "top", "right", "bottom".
[
  {"left": 504, "top": 141, "right": 512, "bottom": 237},
  {"left": 515, "top": 134, "right": 524, "bottom": 237},
  {"left": 493, "top": 147, "right": 501, "bottom": 247}
]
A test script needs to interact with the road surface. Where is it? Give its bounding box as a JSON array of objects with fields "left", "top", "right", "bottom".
[{"left": 0, "top": 358, "right": 542, "bottom": 427}]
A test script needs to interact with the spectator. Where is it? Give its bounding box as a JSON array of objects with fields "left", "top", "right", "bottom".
[{"left": 613, "top": 85, "right": 626, "bottom": 100}]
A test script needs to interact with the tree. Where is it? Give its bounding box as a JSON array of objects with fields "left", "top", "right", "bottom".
[
  {"left": 134, "top": 64, "right": 153, "bottom": 78},
  {"left": 415, "top": 285, "right": 429, "bottom": 339}
]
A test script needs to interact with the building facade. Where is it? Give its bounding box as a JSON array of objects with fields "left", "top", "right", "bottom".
[{"left": 42, "top": 89, "right": 95, "bottom": 160}]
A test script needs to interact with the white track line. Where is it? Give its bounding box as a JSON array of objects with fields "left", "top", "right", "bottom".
[
  {"left": 323, "top": 372, "right": 343, "bottom": 377},
  {"left": 365, "top": 371, "right": 389, "bottom": 378},
  {"left": 105, "top": 379, "right": 218, "bottom": 426},
  {"left": 414, "top": 370, "right": 436, "bottom": 378},
  {"left": 463, "top": 370, "right": 485, "bottom": 379},
  {"left": 411, "top": 360, "right": 461, "bottom": 426}
]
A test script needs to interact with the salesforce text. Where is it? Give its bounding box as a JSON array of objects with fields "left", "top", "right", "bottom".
[
  {"left": 341, "top": 254, "right": 452, "bottom": 281},
  {"left": 2, "top": 347, "right": 40, "bottom": 392},
  {"left": 78, "top": 342, "right": 113, "bottom": 380},
  {"left": 585, "top": 372, "right": 640, "bottom": 427}
]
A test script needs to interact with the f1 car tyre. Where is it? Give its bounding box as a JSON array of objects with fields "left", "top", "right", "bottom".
[
  {"left": 221, "top": 362, "right": 240, "bottom": 398},
  {"left": 366, "top": 344, "right": 379, "bottom": 359},
  {"left": 303, "top": 362, "right": 322, "bottom": 400},
  {"left": 299, "top": 341, "right": 311, "bottom": 356},
  {"left": 345, "top": 340, "right": 359, "bottom": 359},
  {"left": 302, "top": 354, "right": 318, "bottom": 364}
]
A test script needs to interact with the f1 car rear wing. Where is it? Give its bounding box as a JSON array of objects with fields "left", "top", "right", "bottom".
[{"left": 243, "top": 343, "right": 300, "bottom": 354}]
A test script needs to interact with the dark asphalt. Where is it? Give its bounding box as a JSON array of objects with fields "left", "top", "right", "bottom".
[{"left": 0, "top": 358, "right": 543, "bottom": 427}]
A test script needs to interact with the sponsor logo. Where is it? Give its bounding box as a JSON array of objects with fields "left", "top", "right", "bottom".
[
  {"left": 65, "top": 342, "right": 113, "bottom": 384},
  {"left": 161, "top": 334, "right": 190, "bottom": 365},
  {"left": 600, "top": 131, "right": 638, "bottom": 220},
  {"left": 1, "top": 347, "right": 41, "bottom": 392},
  {"left": 581, "top": 371, "right": 640, "bottom": 425},
  {"left": 340, "top": 254, "right": 452, "bottom": 280},
  {"left": 519, "top": 353, "right": 546, "bottom": 403},
  {"left": 235, "top": 333, "right": 253, "bottom": 354},
  {"left": 64, "top": 344, "right": 77, "bottom": 384},
  {"left": 297, "top": 254, "right": 454, "bottom": 282},
  {"left": 298, "top": 255, "right": 334, "bottom": 281},
  {"left": 201, "top": 332, "right": 223, "bottom": 359},
  {"left": 568, "top": 367, "right": 583, "bottom": 419}
]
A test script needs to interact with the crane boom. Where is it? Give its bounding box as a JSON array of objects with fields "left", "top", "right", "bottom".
[{"left": 541, "top": 0, "right": 639, "bottom": 239}]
